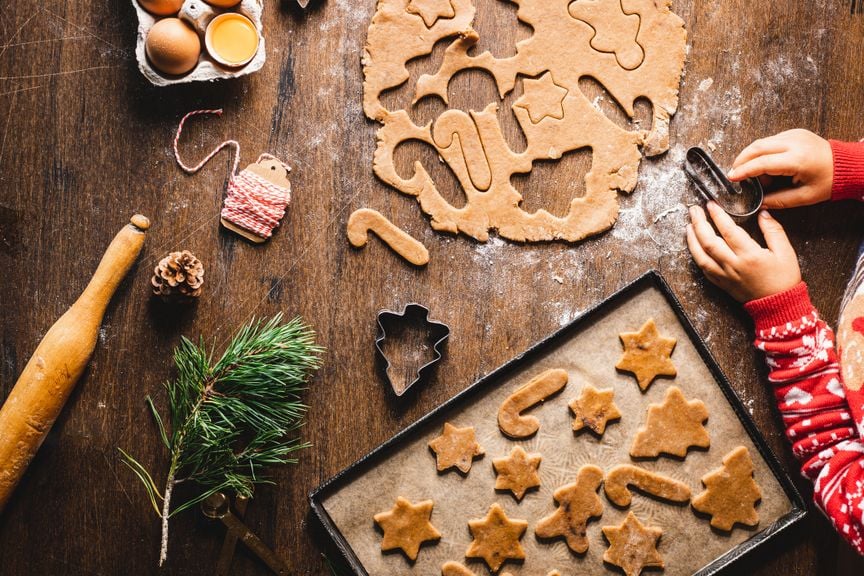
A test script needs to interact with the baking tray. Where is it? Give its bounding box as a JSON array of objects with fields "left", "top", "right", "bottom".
[{"left": 310, "top": 271, "right": 806, "bottom": 575}]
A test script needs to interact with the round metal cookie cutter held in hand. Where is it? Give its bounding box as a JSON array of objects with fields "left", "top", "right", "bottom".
[{"left": 684, "top": 146, "right": 764, "bottom": 218}]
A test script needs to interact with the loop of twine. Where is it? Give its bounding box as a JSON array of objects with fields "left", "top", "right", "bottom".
[{"left": 173, "top": 109, "right": 290, "bottom": 239}]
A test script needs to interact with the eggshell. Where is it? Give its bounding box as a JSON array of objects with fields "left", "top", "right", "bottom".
[
  {"left": 145, "top": 18, "right": 201, "bottom": 76},
  {"left": 137, "top": 0, "right": 183, "bottom": 15},
  {"left": 204, "top": 0, "right": 242, "bottom": 7}
]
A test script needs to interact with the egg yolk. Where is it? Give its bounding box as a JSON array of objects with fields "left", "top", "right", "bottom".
[{"left": 209, "top": 15, "right": 258, "bottom": 65}]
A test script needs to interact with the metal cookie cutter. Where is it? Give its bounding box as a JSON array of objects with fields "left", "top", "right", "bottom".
[
  {"left": 375, "top": 303, "right": 450, "bottom": 397},
  {"left": 684, "top": 146, "right": 764, "bottom": 218}
]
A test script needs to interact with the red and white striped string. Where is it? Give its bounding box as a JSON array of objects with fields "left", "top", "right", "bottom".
[{"left": 173, "top": 109, "right": 291, "bottom": 240}]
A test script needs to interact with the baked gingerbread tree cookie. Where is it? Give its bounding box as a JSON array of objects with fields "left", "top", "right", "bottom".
[
  {"left": 361, "top": 0, "right": 687, "bottom": 244},
  {"left": 601, "top": 511, "right": 664, "bottom": 576},
  {"left": 374, "top": 496, "right": 442, "bottom": 561},
  {"left": 569, "top": 384, "right": 622, "bottom": 435},
  {"left": 615, "top": 318, "right": 677, "bottom": 391},
  {"left": 691, "top": 446, "right": 762, "bottom": 531},
  {"left": 492, "top": 446, "right": 542, "bottom": 501},
  {"left": 465, "top": 503, "right": 528, "bottom": 572},
  {"left": 535, "top": 464, "right": 604, "bottom": 554},
  {"left": 630, "top": 386, "right": 709, "bottom": 458},
  {"left": 428, "top": 422, "right": 485, "bottom": 473}
]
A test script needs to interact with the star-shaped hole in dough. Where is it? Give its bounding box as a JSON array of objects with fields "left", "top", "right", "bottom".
[
  {"left": 374, "top": 497, "right": 442, "bottom": 561},
  {"left": 428, "top": 422, "right": 484, "bottom": 473},
  {"left": 513, "top": 71, "right": 569, "bottom": 124},
  {"left": 615, "top": 318, "right": 677, "bottom": 391},
  {"left": 492, "top": 446, "right": 542, "bottom": 501},
  {"left": 466, "top": 503, "right": 528, "bottom": 572},
  {"left": 569, "top": 384, "right": 622, "bottom": 435},
  {"left": 406, "top": 0, "right": 455, "bottom": 28},
  {"left": 602, "top": 512, "right": 664, "bottom": 576}
]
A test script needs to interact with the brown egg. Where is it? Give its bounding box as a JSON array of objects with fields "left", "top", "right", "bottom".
[
  {"left": 137, "top": 0, "right": 183, "bottom": 16},
  {"left": 145, "top": 18, "right": 201, "bottom": 76},
  {"left": 204, "top": 0, "right": 242, "bottom": 7}
]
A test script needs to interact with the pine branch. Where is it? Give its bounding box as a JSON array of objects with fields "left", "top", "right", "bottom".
[{"left": 119, "top": 314, "right": 323, "bottom": 566}]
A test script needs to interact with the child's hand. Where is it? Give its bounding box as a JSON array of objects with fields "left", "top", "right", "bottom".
[
  {"left": 728, "top": 129, "right": 833, "bottom": 209},
  {"left": 686, "top": 202, "right": 801, "bottom": 302}
]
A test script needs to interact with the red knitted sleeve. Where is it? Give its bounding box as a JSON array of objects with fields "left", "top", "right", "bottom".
[
  {"left": 829, "top": 140, "right": 864, "bottom": 202},
  {"left": 745, "top": 282, "right": 864, "bottom": 555}
]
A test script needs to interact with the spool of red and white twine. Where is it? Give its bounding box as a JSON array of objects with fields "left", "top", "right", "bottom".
[{"left": 173, "top": 109, "right": 291, "bottom": 240}]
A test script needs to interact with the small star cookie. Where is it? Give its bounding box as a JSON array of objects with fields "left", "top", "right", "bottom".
[
  {"left": 493, "top": 446, "right": 542, "bottom": 501},
  {"left": 374, "top": 497, "right": 442, "bottom": 561},
  {"left": 630, "top": 386, "right": 710, "bottom": 459},
  {"left": 602, "top": 512, "right": 664, "bottom": 576},
  {"left": 465, "top": 503, "right": 528, "bottom": 572},
  {"left": 428, "top": 422, "right": 484, "bottom": 473},
  {"left": 513, "top": 71, "right": 568, "bottom": 124},
  {"left": 691, "top": 446, "right": 762, "bottom": 531},
  {"left": 406, "top": 0, "right": 455, "bottom": 27},
  {"left": 535, "top": 465, "right": 604, "bottom": 554},
  {"left": 569, "top": 384, "right": 622, "bottom": 435},
  {"left": 615, "top": 319, "right": 677, "bottom": 391}
]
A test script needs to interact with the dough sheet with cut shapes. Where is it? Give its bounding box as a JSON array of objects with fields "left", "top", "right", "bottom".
[{"left": 361, "top": 0, "right": 687, "bottom": 243}]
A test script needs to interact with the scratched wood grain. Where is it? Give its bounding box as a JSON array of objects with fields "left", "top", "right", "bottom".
[{"left": 0, "top": 1, "right": 863, "bottom": 575}]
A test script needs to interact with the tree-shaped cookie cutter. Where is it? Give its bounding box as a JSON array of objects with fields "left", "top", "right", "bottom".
[{"left": 375, "top": 304, "right": 450, "bottom": 397}]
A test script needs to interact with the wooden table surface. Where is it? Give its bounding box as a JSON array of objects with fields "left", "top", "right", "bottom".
[{"left": 1, "top": 1, "right": 863, "bottom": 574}]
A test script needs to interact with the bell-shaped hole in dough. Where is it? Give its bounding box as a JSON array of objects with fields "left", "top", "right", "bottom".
[
  {"left": 511, "top": 146, "right": 591, "bottom": 218},
  {"left": 470, "top": 0, "right": 534, "bottom": 58},
  {"left": 392, "top": 138, "right": 468, "bottom": 209},
  {"left": 578, "top": 76, "right": 651, "bottom": 132}
]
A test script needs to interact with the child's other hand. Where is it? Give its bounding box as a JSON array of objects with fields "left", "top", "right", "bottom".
[
  {"left": 728, "top": 129, "right": 833, "bottom": 209},
  {"left": 686, "top": 203, "right": 802, "bottom": 302}
]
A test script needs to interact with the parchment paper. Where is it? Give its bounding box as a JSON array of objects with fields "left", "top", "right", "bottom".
[{"left": 321, "top": 284, "right": 793, "bottom": 575}]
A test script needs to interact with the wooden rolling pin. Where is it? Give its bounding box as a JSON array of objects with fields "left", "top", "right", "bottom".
[{"left": 0, "top": 214, "right": 150, "bottom": 512}]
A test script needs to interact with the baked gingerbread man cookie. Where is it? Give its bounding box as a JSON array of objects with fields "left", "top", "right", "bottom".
[
  {"left": 374, "top": 496, "right": 442, "bottom": 561},
  {"left": 691, "top": 446, "right": 762, "bottom": 531},
  {"left": 615, "top": 319, "right": 677, "bottom": 391},
  {"left": 630, "top": 386, "right": 710, "bottom": 458},
  {"left": 535, "top": 464, "right": 604, "bottom": 554},
  {"left": 428, "top": 422, "right": 485, "bottom": 474},
  {"left": 492, "top": 446, "right": 542, "bottom": 501}
]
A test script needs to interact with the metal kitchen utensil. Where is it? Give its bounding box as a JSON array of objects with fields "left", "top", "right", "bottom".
[
  {"left": 202, "top": 492, "right": 290, "bottom": 575},
  {"left": 684, "top": 146, "right": 764, "bottom": 218}
]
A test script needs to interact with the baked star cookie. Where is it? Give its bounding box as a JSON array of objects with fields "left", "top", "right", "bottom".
[
  {"left": 569, "top": 384, "right": 622, "bottom": 435},
  {"left": 465, "top": 503, "right": 528, "bottom": 572},
  {"left": 615, "top": 319, "right": 677, "bottom": 391},
  {"left": 630, "top": 386, "right": 709, "bottom": 458},
  {"left": 535, "top": 464, "right": 604, "bottom": 554},
  {"left": 429, "top": 422, "right": 485, "bottom": 473},
  {"left": 602, "top": 512, "right": 664, "bottom": 576},
  {"left": 691, "top": 446, "right": 762, "bottom": 531},
  {"left": 374, "top": 497, "right": 442, "bottom": 561},
  {"left": 493, "top": 446, "right": 542, "bottom": 501}
]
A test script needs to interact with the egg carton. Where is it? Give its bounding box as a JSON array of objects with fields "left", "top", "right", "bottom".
[{"left": 133, "top": 0, "right": 266, "bottom": 86}]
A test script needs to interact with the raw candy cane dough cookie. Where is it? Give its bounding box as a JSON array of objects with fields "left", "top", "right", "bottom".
[
  {"left": 630, "top": 386, "right": 710, "bottom": 458},
  {"left": 374, "top": 496, "right": 442, "bottom": 560},
  {"left": 428, "top": 422, "right": 484, "bottom": 473},
  {"left": 535, "top": 464, "right": 604, "bottom": 554},
  {"left": 498, "top": 368, "right": 568, "bottom": 438},
  {"left": 465, "top": 503, "right": 528, "bottom": 572},
  {"left": 569, "top": 384, "right": 622, "bottom": 435},
  {"left": 361, "top": 0, "right": 687, "bottom": 243},
  {"left": 604, "top": 464, "right": 691, "bottom": 507},
  {"left": 492, "top": 446, "right": 542, "bottom": 501},
  {"left": 691, "top": 446, "right": 762, "bottom": 531},
  {"left": 615, "top": 318, "right": 677, "bottom": 391},
  {"left": 602, "top": 511, "right": 664, "bottom": 576}
]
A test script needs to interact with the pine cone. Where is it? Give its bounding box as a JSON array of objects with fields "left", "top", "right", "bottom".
[{"left": 152, "top": 250, "right": 204, "bottom": 302}]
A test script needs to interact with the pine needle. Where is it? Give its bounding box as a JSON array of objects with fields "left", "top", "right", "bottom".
[{"left": 119, "top": 314, "right": 323, "bottom": 566}]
